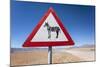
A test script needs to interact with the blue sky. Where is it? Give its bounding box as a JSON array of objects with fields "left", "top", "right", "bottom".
[{"left": 11, "top": 0, "right": 95, "bottom": 48}]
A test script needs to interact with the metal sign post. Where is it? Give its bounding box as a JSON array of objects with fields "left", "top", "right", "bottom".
[{"left": 48, "top": 46, "right": 52, "bottom": 64}]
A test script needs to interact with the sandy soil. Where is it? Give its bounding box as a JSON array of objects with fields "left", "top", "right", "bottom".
[{"left": 11, "top": 47, "right": 95, "bottom": 66}]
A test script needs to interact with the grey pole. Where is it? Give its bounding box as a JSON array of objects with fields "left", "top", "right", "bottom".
[{"left": 48, "top": 46, "right": 52, "bottom": 64}]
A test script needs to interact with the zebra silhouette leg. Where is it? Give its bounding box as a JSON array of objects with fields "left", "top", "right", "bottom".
[
  {"left": 56, "top": 31, "right": 59, "bottom": 38},
  {"left": 48, "top": 31, "right": 51, "bottom": 39}
]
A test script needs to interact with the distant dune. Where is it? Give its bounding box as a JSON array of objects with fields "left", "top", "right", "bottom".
[
  {"left": 79, "top": 44, "right": 95, "bottom": 48},
  {"left": 11, "top": 48, "right": 48, "bottom": 53},
  {"left": 11, "top": 45, "right": 95, "bottom": 66}
]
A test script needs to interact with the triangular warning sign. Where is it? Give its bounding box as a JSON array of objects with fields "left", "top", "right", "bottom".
[{"left": 23, "top": 7, "right": 74, "bottom": 47}]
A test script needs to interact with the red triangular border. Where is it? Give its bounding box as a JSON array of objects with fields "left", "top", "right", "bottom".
[{"left": 23, "top": 7, "right": 74, "bottom": 47}]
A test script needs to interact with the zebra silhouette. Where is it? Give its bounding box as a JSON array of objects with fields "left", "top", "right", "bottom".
[{"left": 44, "top": 22, "right": 60, "bottom": 39}]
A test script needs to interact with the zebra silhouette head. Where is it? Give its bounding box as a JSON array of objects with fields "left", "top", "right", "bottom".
[{"left": 44, "top": 22, "right": 49, "bottom": 27}]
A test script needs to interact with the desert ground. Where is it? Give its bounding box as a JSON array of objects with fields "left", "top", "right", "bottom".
[{"left": 11, "top": 45, "right": 95, "bottom": 66}]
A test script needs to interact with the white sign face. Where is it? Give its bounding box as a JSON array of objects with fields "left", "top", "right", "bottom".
[{"left": 31, "top": 12, "right": 68, "bottom": 42}]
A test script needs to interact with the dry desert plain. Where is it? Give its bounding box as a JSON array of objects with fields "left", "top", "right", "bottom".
[{"left": 11, "top": 45, "right": 95, "bottom": 66}]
